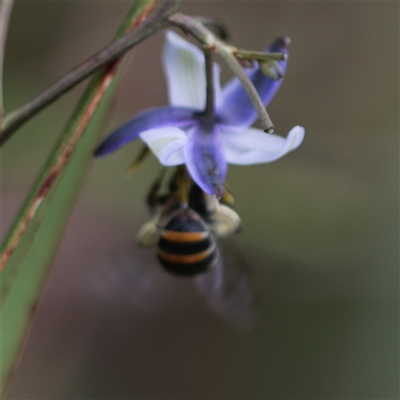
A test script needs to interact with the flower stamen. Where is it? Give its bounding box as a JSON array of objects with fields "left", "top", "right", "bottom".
[{"left": 126, "top": 145, "right": 150, "bottom": 176}]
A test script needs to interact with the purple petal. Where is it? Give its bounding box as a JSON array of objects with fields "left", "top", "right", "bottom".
[
  {"left": 216, "top": 37, "right": 290, "bottom": 127},
  {"left": 183, "top": 121, "right": 227, "bottom": 198},
  {"left": 94, "top": 106, "right": 197, "bottom": 157}
]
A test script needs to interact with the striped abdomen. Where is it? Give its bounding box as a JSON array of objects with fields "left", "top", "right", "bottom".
[{"left": 158, "top": 209, "right": 217, "bottom": 276}]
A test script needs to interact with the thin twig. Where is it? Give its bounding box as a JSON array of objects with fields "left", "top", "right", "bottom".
[
  {"left": 169, "top": 13, "right": 215, "bottom": 47},
  {"left": 0, "top": 0, "right": 14, "bottom": 117},
  {"left": 0, "top": 0, "right": 182, "bottom": 272},
  {"left": 235, "top": 49, "right": 286, "bottom": 62},
  {"left": 192, "top": 16, "right": 229, "bottom": 40},
  {"left": 168, "top": 13, "right": 275, "bottom": 132},
  {"left": 0, "top": 0, "right": 180, "bottom": 146},
  {"left": 216, "top": 43, "right": 274, "bottom": 132}
]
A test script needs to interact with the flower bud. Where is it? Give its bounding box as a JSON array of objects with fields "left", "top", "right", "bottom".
[{"left": 258, "top": 60, "right": 284, "bottom": 80}]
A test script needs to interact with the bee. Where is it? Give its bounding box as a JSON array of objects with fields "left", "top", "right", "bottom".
[
  {"left": 137, "top": 167, "right": 241, "bottom": 277},
  {"left": 96, "top": 167, "right": 256, "bottom": 330}
]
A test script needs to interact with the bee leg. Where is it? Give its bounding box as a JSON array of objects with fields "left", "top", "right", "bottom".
[{"left": 146, "top": 168, "right": 168, "bottom": 211}]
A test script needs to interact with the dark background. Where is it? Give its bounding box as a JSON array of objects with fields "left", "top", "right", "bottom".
[{"left": 2, "top": 1, "right": 399, "bottom": 399}]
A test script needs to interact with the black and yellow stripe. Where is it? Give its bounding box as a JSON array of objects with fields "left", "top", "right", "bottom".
[{"left": 158, "top": 209, "right": 217, "bottom": 276}]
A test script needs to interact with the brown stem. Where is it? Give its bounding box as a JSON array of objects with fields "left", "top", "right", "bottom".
[
  {"left": 0, "top": 0, "right": 14, "bottom": 117},
  {"left": 202, "top": 47, "right": 214, "bottom": 119},
  {"left": 0, "top": 0, "right": 182, "bottom": 272},
  {"left": 0, "top": 0, "right": 180, "bottom": 146}
]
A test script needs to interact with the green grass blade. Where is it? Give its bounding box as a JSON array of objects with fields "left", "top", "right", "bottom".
[{"left": 0, "top": 0, "right": 163, "bottom": 394}]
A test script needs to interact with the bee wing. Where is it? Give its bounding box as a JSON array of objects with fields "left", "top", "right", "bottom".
[
  {"left": 89, "top": 244, "right": 199, "bottom": 313},
  {"left": 195, "top": 241, "right": 258, "bottom": 331}
]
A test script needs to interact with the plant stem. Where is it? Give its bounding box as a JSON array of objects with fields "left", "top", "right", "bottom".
[
  {"left": 202, "top": 47, "right": 214, "bottom": 119},
  {"left": 168, "top": 13, "right": 275, "bottom": 132},
  {"left": 0, "top": 0, "right": 14, "bottom": 117},
  {"left": 0, "top": 0, "right": 180, "bottom": 146},
  {"left": 0, "top": 0, "right": 182, "bottom": 272},
  {"left": 216, "top": 43, "right": 274, "bottom": 132},
  {"left": 192, "top": 16, "right": 229, "bottom": 40},
  {"left": 235, "top": 49, "right": 286, "bottom": 62}
]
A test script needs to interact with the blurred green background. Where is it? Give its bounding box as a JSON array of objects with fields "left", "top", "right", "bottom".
[{"left": 2, "top": 1, "right": 398, "bottom": 399}]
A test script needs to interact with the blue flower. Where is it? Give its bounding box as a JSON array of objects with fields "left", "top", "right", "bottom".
[{"left": 95, "top": 31, "right": 305, "bottom": 197}]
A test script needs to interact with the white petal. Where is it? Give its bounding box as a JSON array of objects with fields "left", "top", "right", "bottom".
[
  {"left": 220, "top": 125, "right": 305, "bottom": 165},
  {"left": 140, "top": 127, "right": 187, "bottom": 166},
  {"left": 163, "top": 31, "right": 222, "bottom": 110}
]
